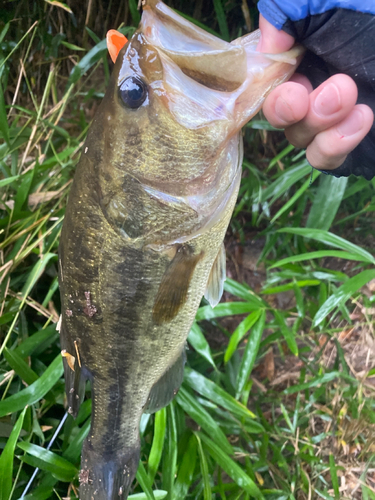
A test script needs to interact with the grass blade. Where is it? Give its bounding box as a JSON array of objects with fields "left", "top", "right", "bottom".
[
  {"left": 225, "top": 310, "right": 262, "bottom": 364},
  {"left": 270, "top": 250, "right": 371, "bottom": 268},
  {"left": 196, "top": 302, "right": 259, "bottom": 321},
  {"left": 17, "top": 442, "right": 77, "bottom": 482},
  {"left": 173, "top": 434, "right": 197, "bottom": 500},
  {"left": 212, "top": 0, "right": 229, "bottom": 40},
  {"left": 162, "top": 404, "right": 177, "bottom": 500},
  {"left": 184, "top": 367, "right": 257, "bottom": 420},
  {"left": 198, "top": 432, "right": 264, "bottom": 499},
  {"left": 176, "top": 387, "right": 232, "bottom": 455},
  {"left": 306, "top": 175, "right": 347, "bottom": 230},
  {"left": 4, "top": 347, "right": 38, "bottom": 385},
  {"left": 236, "top": 310, "right": 266, "bottom": 399},
  {"left": 129, "top": 0, "right": 141, "bottom": 25},
  {"left": 313, "top": 269, "right": 375, "bottom": 327},
  {"left": 196, "top": 433, "right": 212, "bottom": 500},
  {"left": 329, "top": 454, "right": 340, "bottom": 499},
  {"left": 188, "top": 323, "right": 216, "bottom": 368},
  {"left": 273, "top": 310, "right": 298, "bottom": 356},
  {"left": 224, "top": 279, "right": 265, "bottom": 307},
  {"left": 129, "top": 492, "right": 167, "bottom": 500},
  {"left": 0, "top": 407, "right": 27, "bottom": 500},
  {"left": 277, "top": 228, "right": 375, "bottom": 264},
  {"left": 136, "top": 461, "right": 156, "bottom": 500},
  {"left": 0, "top": 355, "right": 63, "bottom": 417},
  {"left": 148, "top": 408, "right": 167, "bottom": 483}
]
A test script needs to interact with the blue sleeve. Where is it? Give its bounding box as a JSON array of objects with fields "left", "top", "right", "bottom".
[{"left": 258, "top": 0, "right": 375, "bottom": 29}]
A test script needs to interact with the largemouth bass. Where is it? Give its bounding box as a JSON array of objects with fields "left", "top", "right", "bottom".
[{"left": 58, "top": 1, "right": 303, "bottom": 498}]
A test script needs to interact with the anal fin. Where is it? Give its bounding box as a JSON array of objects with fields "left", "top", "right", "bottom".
[
  {"left": 144, "top": 348, "right": 186, "bottom": 414},
  {"left": 204, "top": 243, "right": 226, "bottom": 307}
]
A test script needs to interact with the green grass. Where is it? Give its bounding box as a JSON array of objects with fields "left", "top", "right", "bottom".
[{"left": 1, "top": 1, "right": 375, "bottom": 499}]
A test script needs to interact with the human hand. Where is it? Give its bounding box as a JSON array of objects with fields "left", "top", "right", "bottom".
[{"left": 258, "top": 14, "right": 374, "bottom": 174}]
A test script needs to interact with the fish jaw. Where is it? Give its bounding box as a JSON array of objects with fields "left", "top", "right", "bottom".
[{"left": 140, "top": 0, "right": 304, "bottom": 132}]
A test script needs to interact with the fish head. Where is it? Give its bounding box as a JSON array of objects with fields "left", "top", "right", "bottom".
[{"left": 90, "top": 0, "right": 304, "bottom": 223}]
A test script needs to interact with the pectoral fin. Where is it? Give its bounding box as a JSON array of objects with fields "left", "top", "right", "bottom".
[
  {"left": 144, "top": 349, "right": 186, "bottom": 414},
  {"left": 152, "top": 245, "right": 203, "bottom": 325},
  {"left": 204, "top": 243, "right": 226, "bottom": 307}
]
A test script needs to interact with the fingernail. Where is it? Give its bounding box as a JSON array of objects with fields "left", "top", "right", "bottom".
[
  {"left": 337, "top": 109, "right": 364, "bottom": 136},
  {"left": 274, "top": 96, "right": 294, "bottom": 123},
  {"left": 314, "top": 83, "right": 341, "bottom": 116}
]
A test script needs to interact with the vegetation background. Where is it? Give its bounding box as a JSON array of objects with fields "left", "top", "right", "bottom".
[{"left": 1, "top": 0, "right": 375, "bottom": 499}]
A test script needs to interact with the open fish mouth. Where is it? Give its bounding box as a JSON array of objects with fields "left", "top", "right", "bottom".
[{"left": 139, "top": 0, "right": 304, "bottom": 129}]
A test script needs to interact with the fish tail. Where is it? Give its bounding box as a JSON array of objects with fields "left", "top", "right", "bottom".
[{"left": 79, "top": 439, "right": 140, "bottom": 499}]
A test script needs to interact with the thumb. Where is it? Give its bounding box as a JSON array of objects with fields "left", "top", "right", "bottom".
[{"left": 257, "top": 14, "right": 295, "bottom": 53}]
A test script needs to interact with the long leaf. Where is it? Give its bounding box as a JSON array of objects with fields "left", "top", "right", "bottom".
[
  {"left": 0, "top": 355, "right": 63, "bottom": 417},
  {"left": 176, "top": 387, "right": 232, "bottom": 455},
  {"left": 306, "top": 175, "right": 347, "bottom": 230},
  {"left": 129, "top": 492, "right": 168, "bottom": 500},
  {"left": 198, "top": 432, "right": 264, "bottom": 499},
  {"left": 162, "top": 404, "right": 177, "bottom": 500},
  {"left": 236, "top": 310, "right": 266, "bottom": 399},
  {"left": 188, "top": 323, "right": 215, "bottom": 368},
  {"left": 224, "top": 279, "right": 265, "bottom": 307},
  {"left": 270, "top": 250, "right": 370, "bottom": 268},
  {"left": 17, "top": 442, "right": 77, "bottom": 482},
  {"left": 184, "top": 367, "right": 256, "bottom": 420},
  {"left": 225, "top": 310, "right": 262, "bottom": 364},
  {"left": 196, "top": 433, "right": 212, "bottom": 499},
  {"left": 173, "top": 433, "right": 197, "bottom": 500},
  {"left": 313, "top": 269, "right": 375, "bottom": 327},
  {"left": 129, "top": 0, "right": 141, "bottom": 25},
  {"left": 0, "top": 407, "right": 27, "bottom": 500},
  {"left": 277, "top": 228, "right": 375, "bottom": 264},
  {"left": 196, "top": 302, "right": 259, "bottom": 321},
  {"left": 136, "top": 461, "right": 156, "bottom": 500},
  {"left": 4, "top": 347, "right": 38, "bottom": 385},
  {"left": 212, "top": 0, "right": 229, "bottom": 40},
  {"left": 273, "top": 310, "right": 298, "bottom": 356},
  {"left": 148, "top": 408, "right": 166, "bottom": 483}
]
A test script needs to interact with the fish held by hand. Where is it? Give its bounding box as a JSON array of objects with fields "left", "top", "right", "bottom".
[{"left": 58, "top": 1, "right": 304, "bottom": 499}]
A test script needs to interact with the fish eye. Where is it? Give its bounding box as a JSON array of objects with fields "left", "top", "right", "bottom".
[{"left": 118, "top": 76, "right": 147, "bottom": 109}]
